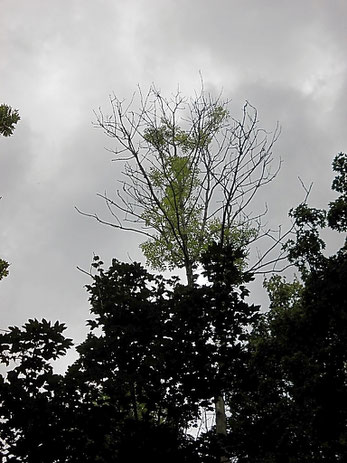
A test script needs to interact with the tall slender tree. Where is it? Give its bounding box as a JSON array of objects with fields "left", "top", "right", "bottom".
[{"left": 78, "top": 84, "right": 282, "bottom": 461}]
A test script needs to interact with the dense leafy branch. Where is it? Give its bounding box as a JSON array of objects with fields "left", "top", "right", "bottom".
[
  {"left": 0, "top": 104, "right": 20, "bottom": 138},
  {"left": 0, "top": 258, "right": 9, "bottom": 281}
]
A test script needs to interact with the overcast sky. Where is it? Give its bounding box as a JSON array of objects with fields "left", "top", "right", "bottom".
[{"left": 1, "top": 0, "right": 346, "bottom": 368}]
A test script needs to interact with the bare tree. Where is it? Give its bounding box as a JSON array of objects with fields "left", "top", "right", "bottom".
[{"left": 78, "top": 85, "right": 284, "bottom": 284}]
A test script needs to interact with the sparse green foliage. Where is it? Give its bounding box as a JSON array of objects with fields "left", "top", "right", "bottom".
[
  {"left": 140, "top": 153, "right": 203, "bottom": 271},
  {"left": 263, "top": 273, "right": 303, "bottom": 312},
  {"left": 82, "top": 85, "right": 280, "bottom": 284}
]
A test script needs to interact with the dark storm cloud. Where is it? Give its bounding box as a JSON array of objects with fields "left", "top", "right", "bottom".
[{"left": 1, "top": 0, "right": 346, "bottom": 366}]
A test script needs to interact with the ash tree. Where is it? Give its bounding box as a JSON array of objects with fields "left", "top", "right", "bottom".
[
  {"left": 79, "top": 85, "right": 283, "bottom": 285},
  {"left": 77, "top": 84, "right": 283, "bottom": 460}
]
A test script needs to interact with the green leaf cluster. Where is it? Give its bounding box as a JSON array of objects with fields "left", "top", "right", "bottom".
[
  {"left": 143, "top": 105, "right": 228, "bottom": 154},
  {"left": 0, "top": 104, "right": 20, "bottom": 137},
  {"left": 139, "top": 106, "right": 240, "bottom": 274},
  {"left": 0, "top": 258, "right": 9, "bottom": 280}
]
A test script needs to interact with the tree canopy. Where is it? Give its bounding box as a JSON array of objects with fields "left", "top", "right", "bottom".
[
  {"left": 79, "top": 86, "right": 281, "bottom": 285},
  {"left": 226, "top": 152, "right": 347, "bottom": 461},
  {"left": 0, "top": 245, "right": 259, "bottom": 462}
]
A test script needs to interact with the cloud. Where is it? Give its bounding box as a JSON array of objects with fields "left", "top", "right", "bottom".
[{"left": 1, "top": 0, "right": 346, "bottom": 367}]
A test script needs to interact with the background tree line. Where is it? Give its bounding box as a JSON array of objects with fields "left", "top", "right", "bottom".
[{"left": 0, "top": 87, "right": 346, "bottom": 462}]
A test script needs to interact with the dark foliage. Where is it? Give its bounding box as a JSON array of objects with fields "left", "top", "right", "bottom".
[
  {"left": 1, "top": 153, "right": 346, "bottom": 461},
  {"left": 227, "top": 152, "right": 347, "bottom": 461},
  {"left": 0, "top": 105, "right": 20, "bottom": 138},
  {"left": 0, "top": 319, "right": 73, "bottom": 462},
  {"left": 0, "top": 246, "right": 258, "bottom": 462}
]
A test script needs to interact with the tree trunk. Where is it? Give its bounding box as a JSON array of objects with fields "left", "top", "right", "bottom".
[
  {"left": 185, "top": 262, "right": 228, "bottom": 462},
  {"left": 215, "top": 394, "right": 228, "bottom": 462},
  {"left": 185, "top": 259, "right": 194, "bottom": 287},
  {"left": 215, "top": 395, "right": 227, "bottom": 436}
]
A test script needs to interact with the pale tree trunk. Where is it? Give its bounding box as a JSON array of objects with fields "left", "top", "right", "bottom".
[{"left": 185, "top": 259, "right": 194, "bottom": 288}]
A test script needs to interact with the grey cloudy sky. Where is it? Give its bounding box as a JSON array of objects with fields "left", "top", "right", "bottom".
[{"left": 1, "top": 0, "right": 346, "bottom": 367}]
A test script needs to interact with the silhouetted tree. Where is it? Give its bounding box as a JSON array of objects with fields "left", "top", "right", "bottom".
[
  {"left": 0, "top": 319, "right": 73, "bottom": 462},
  {"left": 0, "top": 245, "right": 259, "bottom": 462},
  {"left": 66, "top": 245, "right": 259, "bottom": 462},
  {"left": 227, "top": 153, "right": 347, "bottom": 461}
]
